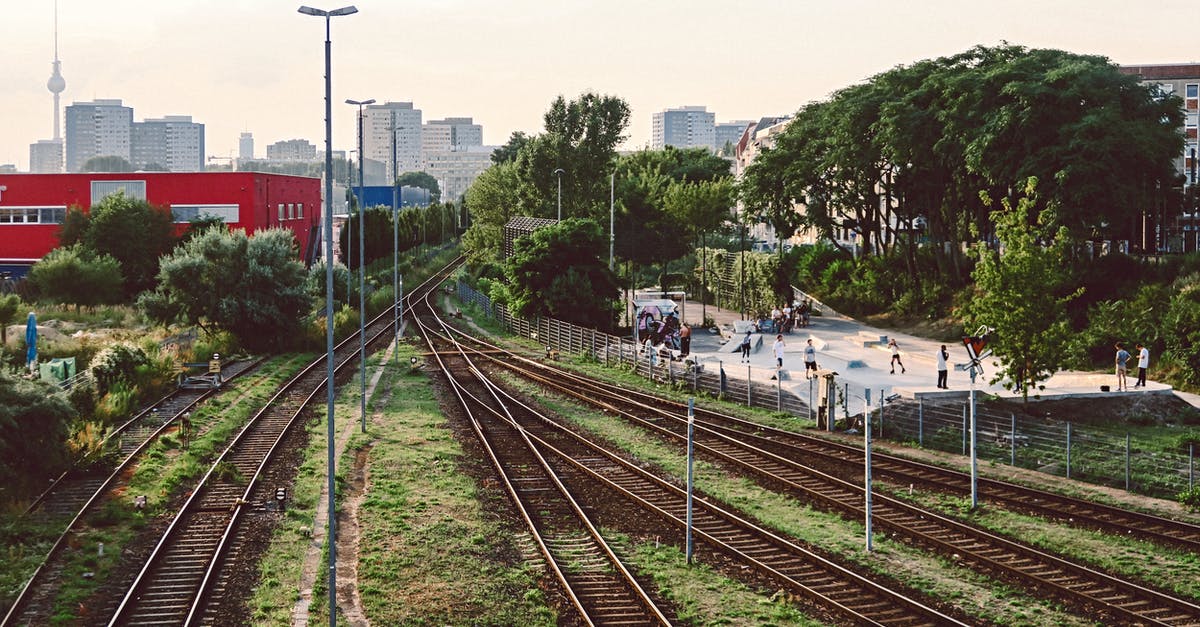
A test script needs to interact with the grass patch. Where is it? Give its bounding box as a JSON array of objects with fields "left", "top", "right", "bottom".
[
  {"left": 31, "top": 354, "right": 308, "bottom": 621},
  {"left": 507, "top": 372, "right": 1088, "bottom": 625},
  {"left": 250, "top": 339, "right": 554, "bottom": 625}
]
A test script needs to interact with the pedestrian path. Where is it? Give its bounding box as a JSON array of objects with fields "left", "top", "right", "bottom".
[{"left": 673, "top": 299, "right": 1184, "bottom": 409}]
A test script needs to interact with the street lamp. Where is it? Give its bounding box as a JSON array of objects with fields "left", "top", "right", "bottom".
[
  {"left": 554, "top": 168, "right": 565, "bottom": 220},
  {"left": 346, "top": 97, "right": 374, "bottom": 435},
  {"left": 297, "top": 5, "right": 356, "bottom": 626},
  {"left": 389, "top": 118, "right": 403, "bottom": 362}
]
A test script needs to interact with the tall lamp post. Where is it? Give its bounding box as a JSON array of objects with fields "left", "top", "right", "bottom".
[
  {"left": 554, "top": 168, "right": 565, "bottom": 220},
  {"left": 346, "top": 98, "right": 374, "bottom": 434},
  {"left": 297, "top": 5, "right": 357, "bottom": 626},
  {"left": 390, "top": 118, "right": 403, "bottom": 362}
]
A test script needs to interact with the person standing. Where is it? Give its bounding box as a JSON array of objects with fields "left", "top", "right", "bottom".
[
  {"left": 936, "top": 344, "right": 949, "bottom": 389},
  {"left": 773, "top": 334, "right": 786, "bottom": 369},
  {"left": 1135, "top": 343, "right": 1150, "bottom": 388},
  {"left": 1114, "top": 342, "right": 1130, "bottom": 391},
  {"left": 803, "top": 338, "right": 818, "bottom": 379},
  {"left": 888, "top": 338, "right": 906, "bottom": 374},
  {"left": 679, "top": 323, "right": 692, "bottom": 357},
  {"left": 740, "top": 331, "right": 752, "bottom": 363}
]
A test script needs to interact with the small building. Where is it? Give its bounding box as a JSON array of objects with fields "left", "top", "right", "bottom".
[{"left": 0, "top": 171, "right": 322, "bottom": 267}]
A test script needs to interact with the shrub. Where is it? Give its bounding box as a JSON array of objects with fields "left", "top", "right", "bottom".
[
  {"left": 90, "top": 343, "right": 148, "bottom": 396},
  {"left": 1179, "top": 486, "right": 1200, "bottom": 513},
  {"left": 94, "top": 380, "right": 139, "bottom": 424},
  {"left": 67, "top": 421, "right": 119, "bottom": 472}
]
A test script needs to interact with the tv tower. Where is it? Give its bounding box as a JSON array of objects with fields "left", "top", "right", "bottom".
[{"left": 47, "top": 0, "right": 66, "bottom": 140}]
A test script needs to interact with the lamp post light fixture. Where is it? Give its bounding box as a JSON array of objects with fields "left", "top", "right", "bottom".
[
  {"left": 297, "top": 5, "right": 357, "bottom": 626},
  {"left": 390, "top": 118, "right": 402, "bottom": 362},
  {"left": 346, "top": 97, "right": 374, "bottom": 435},
  {"left": 554, "top": 168, "right": 565, "bottom": 221}
]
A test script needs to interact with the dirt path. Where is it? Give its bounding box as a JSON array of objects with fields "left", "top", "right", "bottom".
[{"left": 291, "top": 340, "right": 397, "bottom": 626}]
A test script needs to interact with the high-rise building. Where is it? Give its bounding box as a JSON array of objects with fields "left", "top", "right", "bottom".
[
  {"left": 651, "top": 106, "right": 716, "bottom": 150},
  {"left": 132, "top": 115, "right": 204, "bottom": 171},
  {"left": 64, "top": 99, "right": 134, "bottom": 172},
  {"left": 422, "top": 145, "right": 496, "bottom": 203},
  {"left": 715, "top": 120, "right": 753, "bottom": 156},
  {"left": 266, "top": 139, "right": 318, "bottom": 161},
  {"left": 424, "top": 117, "right": 483, "bottom": 150},
  {"left": 1119, "top": 64, "right": 1200, "bottom": 252},
  {"left": 362, "top": 102, "right": 423, "bottom": 180},
  {"left": 30, "top": 140, "right": 64, "bottom": 174},
  {"left": 239, "top": 132, "right": 254, "bottom": 161}
]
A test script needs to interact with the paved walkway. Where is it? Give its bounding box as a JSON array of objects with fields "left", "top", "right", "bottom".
[{"left": 672, "top": 299, "right": 1189, "bottom": 408}]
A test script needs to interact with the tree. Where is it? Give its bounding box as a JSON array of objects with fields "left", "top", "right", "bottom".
[
  {"left": 56, "top": 206, "right": 89, "bottom": 248},
  {"left": 963, "top": 178, "right": 1082, "bottom": 401},
  {"left": 505, "top": 218, "right": 619, "bottom": 329},
  {"left": 396, "top": 171, "right": 441, "bottom": 203},
  {"left": 0, "top": 294, "right": 21, "bottom": 349},
  {"left": 0, "top": 374, "right": 74, "bottom": 503},
  {"left": 462, "top": 162, "right": 523, "bottom": 265},
  {"left": 491, "top": 131, "right": 530, "bottom": 165},
  {"left": 141, "top": 227, "right": 309, "bottom": 352},
  {"left": 27, "top": 245, "right": 124, "bottom": 310},
  {"left": 512, "top": 92, "right": 631, "bottom": 221},
  {"left": 83, "top": 192, "right": 176, "bottom": 297},
  {"left": 81, "top": 155, "right": 134, "bottom": 172}
]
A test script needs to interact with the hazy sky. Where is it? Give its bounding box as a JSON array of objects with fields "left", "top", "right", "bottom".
[{"left": 4, "top": 0, "right": 1199, "bottom": 171}]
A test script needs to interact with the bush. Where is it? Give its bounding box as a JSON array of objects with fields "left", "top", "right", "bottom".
[
  {"left": 67, "top": 421, "right": 119, "bottom": 472},
  {"left": 90, "top": 343, "right": 148, "bottom": 396},
  {"left": 1179, "top": 486, "right": 1200, "bottom": 513},
  {"left": 94, "top": 380, "right": 139, "bottom": 424}
]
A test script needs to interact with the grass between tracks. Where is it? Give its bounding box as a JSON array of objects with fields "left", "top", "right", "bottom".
[
  {"left": 248, "top": 340, "right": 555, "bottom": 625},
  {"left": 493, "top": 369, "right": 1090, "bottom": 625},
  {"left": 0, "top": 354, "right": 306, "bottom": 624}
]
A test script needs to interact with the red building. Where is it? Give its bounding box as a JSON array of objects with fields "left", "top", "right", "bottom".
[{"left": 0, "top": 172, "right": 322, "bottom": 268}]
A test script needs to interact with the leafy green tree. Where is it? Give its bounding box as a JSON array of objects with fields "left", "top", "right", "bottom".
[
  {"left": 81, "top": 155, "right": 134, "bottom": 172},
  {"left": 141, "top": 227, "right": 309, "bottom": 352},
  {"left": 491, "top": 131, "right": 530, "bottom": 165},
  {"left": 0, "top": 374, "right": 74, "bottom": 503},
  {"left": 83, "top": 192, "right": 176, "bottom": 297},
  {"left": 513, "top": 92, "right": 631, "bottom": 221},
  {"left": 396, "top": 171, "right": 441, "bottom": 203},
  {"left": 27, "top": 244, "right": 124, "bottom": 310},
  {"left": 179, "top": 215, "right": 227, "bottom": 246},
  {"left": 1163, "top": 274, "right": 1200, "bottom": 387},
  {"left": 56, "top": 206, "right": 90, "bottom": 248},
  {"left": 963, "top": 178, "right": 1082, "bottom": 401},
  {"left": 0, "top": 294, "right": 21, "bottom": 349},
  {"left": 462, "top": 162, "right": 523, "bottom": 265},
  {"left": 340, "top": 206, "right": 395, "bottom": 270},
  {"left": 505, "top": 219, "right": 619, "bottom": 329}
]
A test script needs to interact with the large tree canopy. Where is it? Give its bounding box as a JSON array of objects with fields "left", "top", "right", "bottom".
[
  {"left": 740, "top": 44, "right": 1183, "bottom": 282},
  {"left": 512, "top": 92, "right": 631, "bottom": 221},
  {"left": 0, "top": 374, "right": 74, "bottom": 503},
  {"left": 83, "top": 192, "right": 176, "bottom": 297},
  {"left": 140, "top": 227, "right": 308, "bottom": 352},
  {"left": 505, "top": 218, "right": 619, "bottom": 329}
]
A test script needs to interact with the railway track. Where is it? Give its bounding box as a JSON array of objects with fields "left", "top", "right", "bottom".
[
  {"left": 417, "top": 295, "right": 966, "bottom": 625},
  {"left": 2, "top": 359, "right": 261, "bottom": 627},
  {"left": 95, "top": 257, "right": 463, "bottom": 626},
  {"left": 434, "top": 318, "right": 1200, "bottom": 624},
  {"left": 415, "top": 299, "right": 675, "bottom": 625}
]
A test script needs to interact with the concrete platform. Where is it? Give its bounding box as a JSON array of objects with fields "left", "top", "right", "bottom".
[{"left": 667, "top": 299, "right": 1189, "bottom": 409}]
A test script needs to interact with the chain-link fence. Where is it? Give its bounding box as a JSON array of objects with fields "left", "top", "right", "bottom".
[
  {"left": 457, "top": 282, "right": 809, "bottom": 416},
  {"left": 876, "top": 397, "right": 1197, "bottom": 499},
  {"left": 456, "top": 282, "right": 1197, "bottom": 501}
]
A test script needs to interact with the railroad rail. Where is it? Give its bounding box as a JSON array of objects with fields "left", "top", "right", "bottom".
[
  {"left": 415, "top": 297, "right": 674, "bottom": 625},
  {"left": 102, "top": 257, "right": 462, "bottom": 626},
  {"left": 416, "top": 295, "right": 965, "bottom": 625},
  {"left": 2, "top": 359, "right": 261, "bottom": 627},
  {"left": 433, "top": 319, "right": 1200, "bottom": 624}
]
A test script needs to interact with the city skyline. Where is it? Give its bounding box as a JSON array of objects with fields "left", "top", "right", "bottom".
[{"left": 4, "top": 1, "right": 1200, "bottom": 172}]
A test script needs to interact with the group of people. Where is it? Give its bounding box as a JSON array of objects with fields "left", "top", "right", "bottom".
[
  {"left": 753, "top": 299, "right": 814, "bottom": 335},
  {"left": 636, "top": 310, "right": 692, "bottom": 358},
  {"left": 1113, "top": 342, "right": 1150, "bottom": 392}
]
